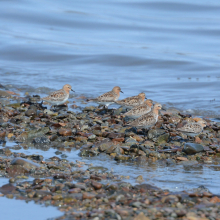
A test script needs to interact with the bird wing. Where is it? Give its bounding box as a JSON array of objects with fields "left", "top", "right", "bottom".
[
  {"left": 177, "top": 123, "right": 202, "bottom": 133},
  {"left": 43, "top": 89, "right": 66, "bottom": 102},
  {"left": 124, "top": 105, "right": 148, "bottom": 116},
  {"left": 129, "top": 111, "right": 155, "bottom": 127},
  {"left": 97, "top": 91, "right": 116, "bottom": 102}
]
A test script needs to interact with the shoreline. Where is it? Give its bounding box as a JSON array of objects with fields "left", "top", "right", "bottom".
[{"left": 0, "top": 88, "right": 220, "bottom": 219}]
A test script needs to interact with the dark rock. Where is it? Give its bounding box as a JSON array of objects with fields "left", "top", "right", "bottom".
[
  {"left": 183, "top": 143, "right": 204, "bottom": 155},
  {"left": 28, "top": 127, "right": 50, "bottom": 140},
  {"left": 33, "top": 136, "right": 50, "bottom": 144},
  {"left": 11, "top": 158, "right": 41, "bottom": 170},
  {"left": 134, "top": 183, "right": 160, "bottom": 192},
  {"left": 0, "top": 184, "right": 16, "bottom": 194}
]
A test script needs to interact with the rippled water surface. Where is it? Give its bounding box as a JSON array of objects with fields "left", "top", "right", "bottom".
[{"left": 0, "top": 0, "right": 220, "bottom": 115}]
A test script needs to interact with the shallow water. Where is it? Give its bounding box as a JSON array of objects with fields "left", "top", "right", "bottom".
[
  {"left": 0, "top": 196, "right": 61, "bottom": 220},
  {"left": 2, "top": 140, "right": 220, "bottom": 195},
  {"left": 0, "top": 0, "right": 220, "bottom": 116}
]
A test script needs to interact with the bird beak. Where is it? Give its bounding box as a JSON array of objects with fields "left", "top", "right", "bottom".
[
  {"left": 120, "top": 91, "right": 124, "bottom": 93},
  {"left": 145, "top": 97, "right": 147, "bottom": 99},
  {"left": 71, "top": 89, "right": 75, "bottom": 92}
]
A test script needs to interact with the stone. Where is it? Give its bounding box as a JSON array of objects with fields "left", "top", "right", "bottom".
[
  {"left": 28, "top": 127, "right": 50, "bottom": 140},
  {"left": 91, "top": 180, "right": 102, "bottom": 190},
  {"left": 0, "top": 90, "right": 11, "bottom": 98},
  {"left": 134, "top": 212, "right": 150, "bottom": 220},
  {"left": 157, "top": 133, "right": 169, "bottom": 144},
  {"left": 58, "top": 128, "right": 72, "bottom": 136},
  {"left": 11, "top": 158, "right": 40, "bottom": 171},
  {"left": 183, "top": 143, "right": 204, "bottom": 155},
  {"left": 82, "top": 192, "right": 95, "bottom": 200}
]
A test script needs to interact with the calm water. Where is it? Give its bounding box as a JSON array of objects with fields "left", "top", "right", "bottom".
[{"left": 0, "top": 0, "right": 220, "bottom": 116}]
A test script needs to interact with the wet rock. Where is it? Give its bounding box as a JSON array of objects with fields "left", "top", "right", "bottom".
[
  {"left": 11, "top": 158, "right": 40, "bottom": 171},
  {"left": 0, "top": 90, "right": 11, "bottom": 98},
  {"left": 0, "top": 184, "right": 16, "bottom": 195},
  {"left": 0, "top": 148, "right": 12, "bottom": 156},
  {"left": 148, "top": 129, "right": 165, "bottom": 140},
  {"left": 25, "top": 108, "right": 37, "bottom": 117},
  {"left": 106, "top": 145, "right": 118, "bottom": 154},
  {"left": 68, "top": 188, "right": 81, "bottom": 193},
  {"left": 84, "top": 106, "right": 95, "bottom": 111},
  {"left": 82, "top": 192, "right": 96, "bottom": 200},
  {"left": 28, "top": 127, "right": 50, "bottom": 140},
  {"left": 134, "top": 183, "right": 160, "bottom": 192},
  {"left": 157, "top": 133, "right": 169, "bottom": 144},
  {"left": 0, "top": 131, "right": 6, "bottom": 138},
  {"left": 183, "top": 143, "right": 204, "bottom": 155},
  {"left": 33, "top": 136, "right": 50, "bottom": 144},
  {"left": 91, "top": 180, "right": 102, "bottom": 190},
  {"left": 125, "top": 137, "right": 138, "bottom": 145},
  {"left": 6, "top": 165, "right": 29, "bottom": 176},
  {"left": 115, "top": 155, "right": 130, "bottom": 161},
  {"left": 88, "top": 166, "right": 108, "bottom": 172},
  {"left": 98, "top": 141, "right": 113, "bottom": 152},
  {"left": 58, "top": 128, "right": 72, "bottom": 136},
  {"left": 108, "top": 133, "right": 124, "bottom": 139}
]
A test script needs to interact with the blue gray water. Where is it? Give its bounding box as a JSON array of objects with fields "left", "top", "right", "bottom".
[{"left": 0, "top": 0, "right": 220, "bottom": 116}]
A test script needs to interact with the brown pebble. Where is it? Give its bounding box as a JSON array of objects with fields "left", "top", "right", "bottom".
[
  {"left": 58, "top": 128, "right": 72, "bottom": 136},
  {"left": 0, "top": 131, "right": 6, "bottom": 138},
  {"left": 82, "top": 192, "right": 96, "bottom": 200},
  {"left": 69, "top": 188, "right": 81, "bottom": 194},
  {"left": 91, "top": 180, "right": 102, "bottom": 190},
  {"left": 90, "top": 175, "right": 102, "bottom": 181},
  {"left": 176, "top": 157, "right": 188, "bottom": 161}
]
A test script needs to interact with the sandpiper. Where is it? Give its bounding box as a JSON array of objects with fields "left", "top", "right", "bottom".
[
  {"left": 123, "top": 99, "right": 153, "bottom": 119},
  {"left": 127, "top": 103, "right": 162, "bottom": 129},
  {"left": 42, "top": 84, "right": 74, "bottom": 106},
  {"left": 177, "top": 120, "right": 207, "bottom": 137},
  {"left": 115, "top": 92, "right": 146, "bottom": 109},
  {"left": 87, "top": 86, "right": 123, "bottom": 108}
]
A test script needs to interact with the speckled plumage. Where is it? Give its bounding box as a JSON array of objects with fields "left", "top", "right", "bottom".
[
  {"left": 42, "top": 84, "right": 74, "bottom": 106},
  {"left": 87, "top": 86, "right": 123, "bottom": 108},
  {"left": 127, "top": 103, "right": 162, "bottom": 129},
  {"left": 177, "top": 120, "right": 207, "bottom": 137},
  {"left": 115, "top": 92, "right": 146, "bottom": 109},
  {"left": 123, "top": 99, "right": 153, "bottom": 119}
]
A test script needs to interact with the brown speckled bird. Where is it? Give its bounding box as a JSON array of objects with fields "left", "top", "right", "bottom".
[
  {"left": 42, "top": 84, "right": 74, "bottom": 106},
  {"left": 123, "top": 99, "right": 153, "bottom": 119},
  {"left": 127, "top": 103, "right": 162, "bottom": 129},
  {"left": 177, "top": 120, "right": 207, "bottom": 137},
  {"left": 87, "top": 86, "right": 123, "bottom": 108},
  {"left": 115, "top": 92, "right": 146, "bottom": 109}
]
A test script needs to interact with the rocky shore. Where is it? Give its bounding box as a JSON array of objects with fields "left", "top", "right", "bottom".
[{"left": 0, "top": 88, "right": 220, "bottom": 219}]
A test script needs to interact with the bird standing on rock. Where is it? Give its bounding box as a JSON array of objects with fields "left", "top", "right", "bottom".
[
  {"left": 42, "top": 84, "right": 74, "bottom": 107},
  {"left": 177, "top": 120, "right": 207, "bottom": 137},
  {"left": 87, "top": 86, "right": 123, "bottom": 108},
  {"left": 115, "top": 92, "right": 146, "bottom": 109},
  {"left": 123, "top": 99, "right": 153, "bottom": 119},
  {"left": 127, "top": 103, "right": 162, "bottom": 129}
]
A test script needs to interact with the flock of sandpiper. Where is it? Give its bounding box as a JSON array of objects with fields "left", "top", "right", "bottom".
[{"left": 42, "top": 84, "right": 207, "bottom": 137}]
